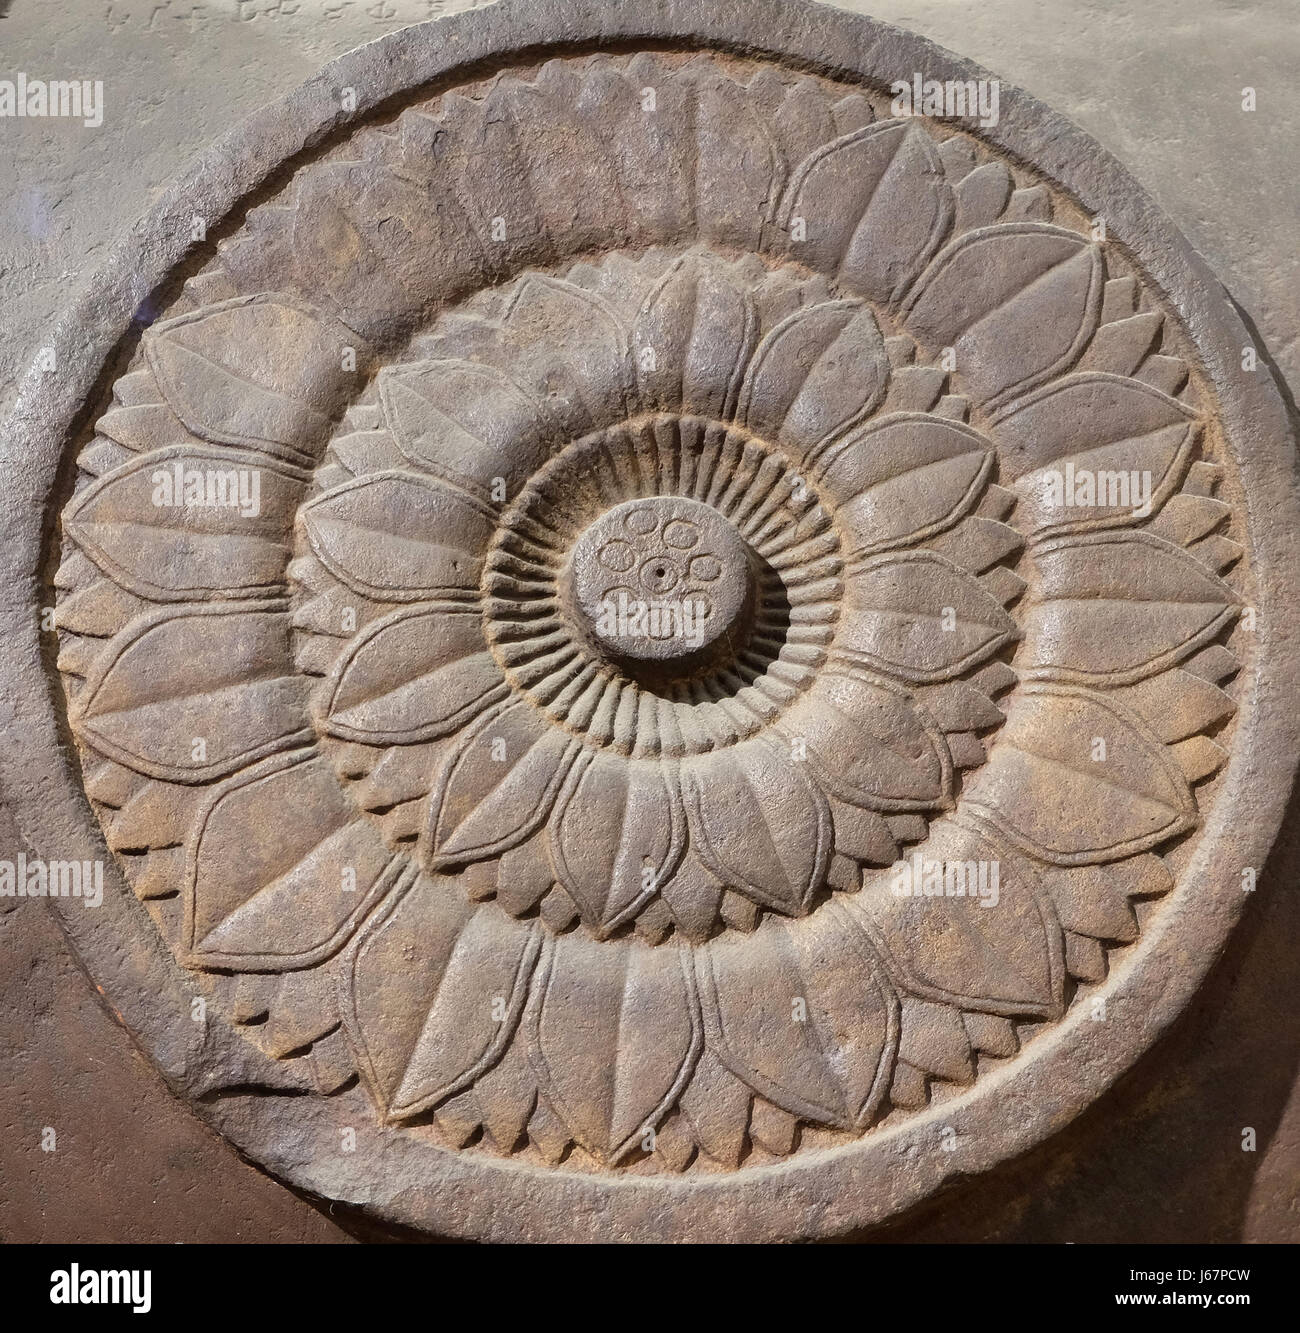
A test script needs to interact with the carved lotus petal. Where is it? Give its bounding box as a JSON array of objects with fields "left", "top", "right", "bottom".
[
  {"left": 301, "top": 471, "right": 495, "bottom": 600},
  {"left": 321, "top": 605, "right": 506, "bottom": 745},
  {"left": 752, "top": 71, "right": 860, "bottom": 167},
  {"left": 486, "top": 71, "right": 631, "bottom": 256},
  {"left": 74, "top": 603, "right": 309, "bottom": 782},
  {"left": 963, "top": 684, "right": 1197, "bottom": 864},
  {"left": 423, "top": 90, "right": 557, "bottom": 272},
  {"left": 736, "top": 299, "right": 889, "bottom": 462},
  {"left": 63, "top": 445, "right": 307, "bottom": 601},
  {"left": 342, "top": 879, "right": 543, "bottom": 1121},
  {"left": 587, "top": 57, "right": 696, "bottom": 241},
  {"left": 953, "top": 162, "right": 1014, "bottom": 231},
  {"left": 291, "top": 159, "right": 484, "bottom": 338},
  {"left": 680, "top": 738, "right": 832, "bottom": 916},
  {"left": 633, "top": 254, "right": 759, "bottom": 419},
  {"left": 779, "top": 669, "right": 953, "bottom": 811},
  {"left": 496, "top": 274, "right": 633, "bottom": 439},
  {"left": 816, "top": 414, "right": 994, "bottom": 555},
  {"left": 697, "top": 910, "right": 899, "bottom": 1129},
  {"left": 693, "top": 69, "right": 783, "bottom": 249},
  {"left": 379, "top": 359, "right": 557, "bottom": 501},
  {"left": 1021, "top": 530, "right": 1239, "bottom": 684},
  {"left": 838, "top": 550, "right": 1018, "bottom": 682},
  {"left": 144, "top": 295, "right": 356, "bottom": 459},
  {"left": 425, "top": 701, "right": 580, "bottom": 865},
  {"left": 776, "top": 119, "right": 954, "bottom": 305},
  {"left": 902, "top": 223, "right": 1103, "bottom": 407},
  {"left": 550, "top": 752, "right": 685, "bottom": 936},
  {"left": 186, "top": 750, "right": 395, "bottom": 968},
  {"left": 999, "top": 372, "right": 1200, "bottom": 533},
  {"left": 526, "top": 934, "right": 702, "bottom": 1163},
  {"left": 849, "top": 819, "right": 1065, "bottom": 1018}
]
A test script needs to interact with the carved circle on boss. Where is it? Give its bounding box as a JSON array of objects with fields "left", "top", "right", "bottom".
[
  {"left": 568, "top": 495, "right": 756, "bottom": 672},
  {"left": 15, "top": 0, "right": 1296, "bottom": 1242}
]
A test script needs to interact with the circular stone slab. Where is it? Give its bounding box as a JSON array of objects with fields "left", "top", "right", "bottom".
[{"left": 2, "top": 0, "right": 1297, "bottom": 1242}]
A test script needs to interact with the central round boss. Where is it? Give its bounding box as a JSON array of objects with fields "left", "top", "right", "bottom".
[{"left": 568, "top": 495, "right": 755, "bottom": 674}]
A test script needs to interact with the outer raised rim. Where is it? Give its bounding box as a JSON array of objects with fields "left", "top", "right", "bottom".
[{"left": 2, "top": 0, "right": 1297, "bottom": 1242}]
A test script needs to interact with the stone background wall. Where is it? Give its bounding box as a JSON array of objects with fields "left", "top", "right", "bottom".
[{"left": 1, "top": 0, "right": 1296, "bottom": 1241}]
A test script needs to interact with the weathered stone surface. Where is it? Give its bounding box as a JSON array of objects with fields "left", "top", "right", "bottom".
[{"left": 1, "top": 0, "right": 1297, "bottom": 1241}]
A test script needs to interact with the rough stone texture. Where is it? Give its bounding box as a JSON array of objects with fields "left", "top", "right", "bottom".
[
  {"left": 2, "top": 0, "right": 1298, "bottom": 1242},
  {"left": 2, "top": 0, "right": 1296, "bottom": 419}
]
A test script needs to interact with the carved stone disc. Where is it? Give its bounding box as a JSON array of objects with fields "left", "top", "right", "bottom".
[{"left": 3, "top": 0, "right": 1297, "bottom": 1241}]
